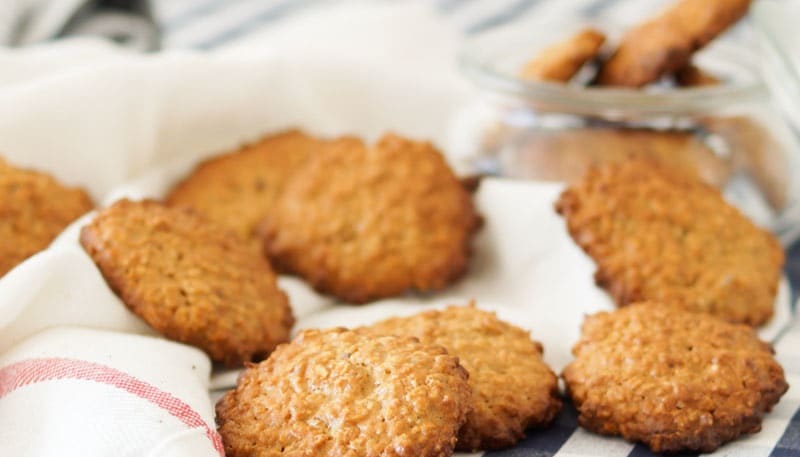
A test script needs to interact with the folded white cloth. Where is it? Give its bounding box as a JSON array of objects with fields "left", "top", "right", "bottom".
[
  {"left": 0, "top": 327, "right": 220, "bottom": 457},
  {"left": 0, "top": 242, "right": 155, "bottom": 355}
]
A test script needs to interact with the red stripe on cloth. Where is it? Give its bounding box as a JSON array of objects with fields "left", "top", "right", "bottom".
[{"left": 0, "top": 357, "right": 224, "bottom": 456}]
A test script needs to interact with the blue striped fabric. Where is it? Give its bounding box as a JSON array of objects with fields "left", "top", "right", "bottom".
[
  {"left": 190, "top": 0, "right": 322, "bottom": 49},
  {"left": 147, "top": 1, "right": 800, "bottom": 456},
  {"left": 772, "top": 409, "right": 800, "bottom": 457},
  {"left": 484, "top": 400, "right": 579, "bottom": 456},
  {"left": 463, "top": 0, "right": 543, "bottom": 35},
  {"left": 161, "top": 0, "right": 237, "bottom": 30},
  {"left": 153, "top": 0, "right": 678, "bottom": 48},
  {"left": 482, "top": 318, "right": 800, "bottom": 457}
]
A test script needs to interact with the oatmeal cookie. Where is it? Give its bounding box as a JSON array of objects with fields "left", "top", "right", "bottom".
[
  {"left": 361, "top": 305, "right": 561, "bottom": 451},
  {"left": 597, "top": 0, "right": 752, "bottom": 87},
  {"left": 261, "top": 133, "right": 481, "bottom": 303},
  {"left": 216, "top": 328, "right": 472, "bottom": 457},
  {"left": 80, "top": 199, "right": 293, "bottom": 366},
  {"left": 520, "top": 28, "right": 606, "bottom": 82},
  {"left": 165, "top": 130, "right": 324, "bottom": 248},
  {"left": 0, "top": 157, "right": 93, "bottom": 276},
  {"left": 555, "top": 159, "right": 783, "bottom": 326},
  {"left": 563, "top": 303, "right": 788, "bottom": 453}
]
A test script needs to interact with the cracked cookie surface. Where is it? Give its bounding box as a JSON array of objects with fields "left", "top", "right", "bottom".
[
  {"left": 0, "top": 157, "right": 93, "bottom": 276},
  {"left": 80, "top": 199, "right": 293, "bottom": 366},
  {"left": 362, "top": 305, "right": 561, "bottom": 451},
  {"left": 216, "top": 328, "right": 472, "bottom": 457},
  {"left": 262, "top": 133, "right": 481, "bottom": 303},
  {"left": 556, "top": 159, "right": 783, "bottom": 326},
  {"left": 166, "top": 130, "right": 324, "bottom": 249},
  {"left": 563, "top": 303, "right": 788, "bottom": 453}
]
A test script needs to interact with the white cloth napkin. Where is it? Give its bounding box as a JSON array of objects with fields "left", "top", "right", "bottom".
[{"left": 0, "top": 327, "right": 220, "bottom": 457}]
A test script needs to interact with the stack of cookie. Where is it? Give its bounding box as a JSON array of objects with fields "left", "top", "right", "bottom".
[
  {"left": 520, "top": 0, "right": 752, "bottom": 87},
  {"left": 556, "top": 159, "right": 788, "bottom": 453},
  {"left": 211, "top": 157, "right": 787, "bottom": 455},
  {"left": 216, "top": 305, "right": 563, "bottom": 456},
  {"left": 167, "top": 130, "right": 481, "bottom": 305},
  {"left": 79, "top": 130, "right": 482, "bottom": 368},
  {"left": 4, "top": 122, "right": 790, "bottom": 455},
  {"left": 361, "top": 306, "right": 562, "bottom": 452},
  {"left": 510, "top": 0, "right": 790, "bottom": 212}
]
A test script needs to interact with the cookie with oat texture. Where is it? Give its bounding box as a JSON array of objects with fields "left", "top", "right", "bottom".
[
  {"left": 361, "top": 305, "right": 561, "bottom": 451},
  {"left": 216, "top": 328, "right": 472, "bottom": 457},
  {"left": 555, "top": 159, "right": 783, "bottom": 326},
  {"left": 0, "top": 157, "right": 93, "bottom": 277},
  {"left": 262, "top": 133, "right": 481, "bottom": 304},
  {"left": 80, "top": 199, "right": 293, "bottom": 366},
  {"left": 165, "top": 130, "right": 324, "bottom": 249},
  {"left": 563, "top": 303, "right": 788, "bottom": 453}
]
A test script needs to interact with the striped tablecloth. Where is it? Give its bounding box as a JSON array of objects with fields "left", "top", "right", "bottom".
[{"left": 152, "top": 0, "right": 751, "bottom": 49}]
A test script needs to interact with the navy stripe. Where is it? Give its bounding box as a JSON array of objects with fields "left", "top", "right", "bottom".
[
  {"left": 775, "top": 237, "right": 799, "bottom": 344},
  {"left": 770, "top": 408, "right": 800, "bottom": 456},
  {"left": 437, "top": 0, "right": 479, "bottom": 14},
  {"left": 773, "top": 324, "right": 798, "bottom": 346},
  {"left": 581, "top": 0, "right": 620, "bottom": 18},
  {"left": 194, "top": 0, "right": 320, "bottom": 49},
  {"left": 162, "top": 0, "right": 243, "bottom": 29},
  {"left": 626, "top": 444, "right": 697, "bottom": 457},
  {"left": 465, "top": 0, "right": 542, "bottom": 35},
  {"left": 784, "top": 238, "right": 800, "bottom": 312},
  {"left": 484, "top": 399, "right": 579, "bottom": 457}
]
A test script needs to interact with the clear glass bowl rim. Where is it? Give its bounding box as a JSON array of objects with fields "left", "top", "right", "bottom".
[{"left": 459, "top": 34, "right": 769, "bottom": 116}]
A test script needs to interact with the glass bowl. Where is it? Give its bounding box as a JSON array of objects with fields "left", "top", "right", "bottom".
[{"left": 453, "top": 21, "right": 800, "bottom": 241}]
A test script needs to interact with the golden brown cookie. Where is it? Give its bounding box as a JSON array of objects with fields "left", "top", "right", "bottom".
[
  {"left": 361, "top": 305, "right": 561, "bottom": 451},
  {"left": 165, "top": 130, "right": 324, "bottom": 248},
  {"left": 520, "top": 28, "right": 606, "bottom": 82},
  {"left": 262, "top": 133, "right": 481, "bottom": 304},
  {"left": 555, "top": 159, "right": 783, "bottom": 326},
  {"left": 80, "top": 199, "right": 293, "bottom": 366},
  {"left": 563, "top": 303, "right": 788, "bottom": 453},
  {"left": 597, "top": 0, "right": 751, "bottom": 87},
  {"left": 216, "top": 328, "right": 472, "bottom": 457},
  {"left": 0, "top": 157, "right": 93, "bottom": 277}
]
